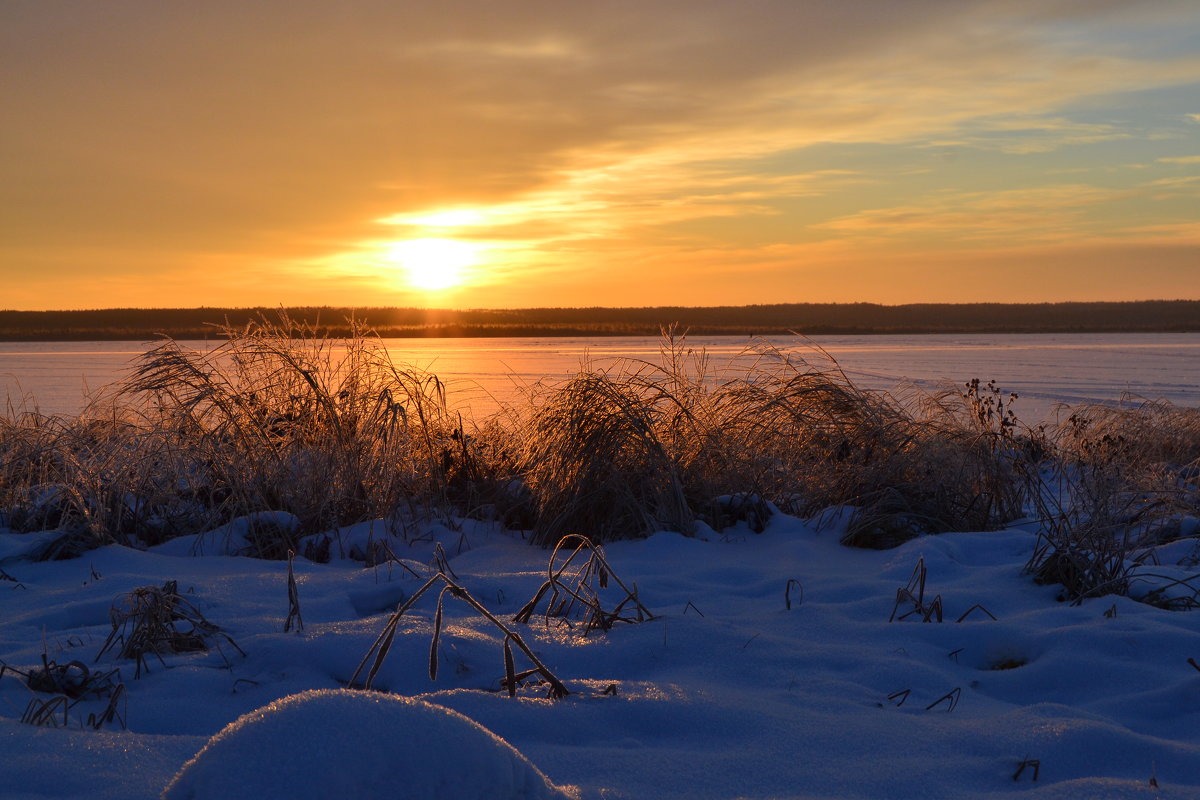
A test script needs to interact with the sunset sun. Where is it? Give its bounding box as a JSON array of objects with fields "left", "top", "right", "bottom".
[{"left": 383, "top": 238, "right": 477, "bottom": 291}]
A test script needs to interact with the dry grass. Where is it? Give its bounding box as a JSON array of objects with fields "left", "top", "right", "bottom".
[
  {"left": 889, "top": 557, "right": 943, "bottom": 623},
  {"left": 119, "top": 313, "right": 456, "bottom": 539},
  {"left": 2, "top": 324, "right": 1198, "bottom": 610},
  {"left": 0, "top": 411, "right": 139, "bottom": 556},
  {"left": 1, "top": 654, "right": 127, "bottom": 730},
  {"left": 96, "top": 580, "right": 244, "bottom": 678},
  {"left": 522, "top": 370, "right": 691, "bottom": 546},
  {"left": 350, "top": 571, "right": 569, "bottom": 699},
  {"left": 1, "top": 313, "right": 460, "bottom": 551},
  {"left": 284, "top": 550, "right": 304, "bottom": 633},
  {"left": 513, "top": 534, "right": 654, "bottom": 633},
  {"left": 1022, "top": 400, "right": 1200, "bottom": 603}
]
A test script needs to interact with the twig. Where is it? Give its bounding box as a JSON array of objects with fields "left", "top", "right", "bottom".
[
  {"left": 955, "top": 604, "right": 996, "bottom": 623},
  {"left": 785, "top": 578, "right": 803, "bottom": 610},
  {"left": 925, "top": 687, "right": 961, "bottom": 712},
  {"left": 1012, "top": 757, "right": 1040, "bottom": 782}
]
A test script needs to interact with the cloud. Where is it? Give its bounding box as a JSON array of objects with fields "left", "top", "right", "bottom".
[
  {"left": 928, "top": 119, "right": 1132, "bottom": 155},
  {"left": 1147, "top": 175, "right": 1200, "bottom": 186},
  {"left": 821, "top": 184, "right": 1124, "bottom": 230},
  {"left": 1157, "top": 155, "right": 1200, "bottom": 164},
  {"left": 407, "top": 36, "right": 589, "bottom": 64}
]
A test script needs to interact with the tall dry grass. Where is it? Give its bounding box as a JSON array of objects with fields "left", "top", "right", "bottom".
[
  {"left": 1, "top": 314, "right": 463, "bottom": 555},
  {"left": 2, "top": 322, "right": 1197, "bottom": 609},
  {"left": 1022, "top": 399, "right": 1200, "bottom": 603},
  {"left": 516, "top": 333, "right": 1039, "bottom": 548},
  {"left": 521, "top": 369, "right": 692, "bottom": 547}
]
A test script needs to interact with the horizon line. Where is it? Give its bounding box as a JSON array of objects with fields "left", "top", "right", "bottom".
[{"left": 4, "top": 298, "right": 1200, "bottom": 314}]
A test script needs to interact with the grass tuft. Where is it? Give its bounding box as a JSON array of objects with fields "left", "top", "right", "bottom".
[
  {"left": 523, "top": 371, "right": 691, "bottom": 546},
  {"left": 350, "top": 571, "right": 569, "bottom": 699},
  {"left": 513, "top": 534, "right": 654, "bottom": 634},
  {"left": 889, "top": 558, "right": 943, "bottom": 623},
  {"left": 96, "top": 580, "right": 244, "bottom": 678}
]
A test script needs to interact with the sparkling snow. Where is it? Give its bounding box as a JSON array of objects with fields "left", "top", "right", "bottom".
[{"left": 1, "top": 513, "right": 1198, "bottom": 798}]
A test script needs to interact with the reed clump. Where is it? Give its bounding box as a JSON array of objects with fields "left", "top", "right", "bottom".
[
  {"left": 838, "top": 378, "right": 1033, "bottom": 547},
  {"left": 521, "top": 370, "right": 692, "bottom": 547},
  {"left": 1022, "top": 400, "right": 1200, "bottom": 603},
  {"left": 121, "top": 313, "right": 460, "bottom": 540},
  {"left": 0, "top": 313, "right": 466, "bottom": 552},
  {"left": 96, "top": 579, "right": 243, "bottom": 678},
  {"left": 0, "top": 409, "right": 155, "bottom": 556},
  {"left": 517, "top": 335, "right": 1036, "bottom": 550}
]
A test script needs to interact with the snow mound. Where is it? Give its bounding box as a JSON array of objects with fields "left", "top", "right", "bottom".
[
  {"left": 152, "top": 511, "right": 300, "bottom": 558},
  {"left": 162, "top": 689, "right": 572, "bottom": 800}
]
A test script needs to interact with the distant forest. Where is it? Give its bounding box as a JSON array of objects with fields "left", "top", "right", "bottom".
[{"left": 0, "top": 301, "right": 1198, "bottom": 340}]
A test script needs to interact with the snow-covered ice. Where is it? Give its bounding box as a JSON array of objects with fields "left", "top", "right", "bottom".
[
  {"left": 2, "top": 512, "right": 1198, "bottom": 799},
  {"left": 5, "top": 333, "right": 1198, "bottom": 420}
]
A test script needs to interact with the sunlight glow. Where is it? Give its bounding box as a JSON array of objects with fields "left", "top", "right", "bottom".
[{"left": 384, "top": 238, "right": 477, "bottom": 290}]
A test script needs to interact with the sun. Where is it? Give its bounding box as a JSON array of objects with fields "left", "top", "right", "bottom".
[{"left": 383, "top": 238, "right": 477, "bottom": 290}]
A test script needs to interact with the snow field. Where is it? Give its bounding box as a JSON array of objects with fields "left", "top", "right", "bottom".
[{"left": 1, "top": 511, "right": 1198, "bottom": 798}]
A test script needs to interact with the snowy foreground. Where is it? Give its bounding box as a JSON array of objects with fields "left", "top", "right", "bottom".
[{"left": 2, "top": 512, "right": 1199, "bottom": 799}]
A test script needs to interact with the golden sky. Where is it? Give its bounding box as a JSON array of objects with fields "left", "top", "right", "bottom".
[{"left": 2, "top": 0, "right": 1199, "bottom": 309}]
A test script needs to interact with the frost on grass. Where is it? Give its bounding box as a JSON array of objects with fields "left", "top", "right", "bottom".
[{"left": 162, "top": 689, "right": 573, "bottom": 800}]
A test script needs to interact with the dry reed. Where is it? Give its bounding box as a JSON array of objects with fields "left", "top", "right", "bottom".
[
  {"left": 96, "top": 580, "right": 244, "bottom": 678},
  {"left": 2, "top": 323, "right": 1197, "bottom": 611},
  {"left": 349, "top": 571, "right": 569, "bottom": 698}
]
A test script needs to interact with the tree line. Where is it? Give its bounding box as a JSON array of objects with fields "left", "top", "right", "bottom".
[{"left": 0, "top": 301, "right": 1197, "bottom": 340}]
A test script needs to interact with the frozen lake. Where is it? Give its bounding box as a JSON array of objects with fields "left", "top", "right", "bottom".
[{"left": 2, "top": 333, "right": 1198, "bottom": 423}]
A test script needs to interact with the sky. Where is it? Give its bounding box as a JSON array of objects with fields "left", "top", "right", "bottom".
[{"left": 2, "top": 0, "right": 1199, "bottom": 310}]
